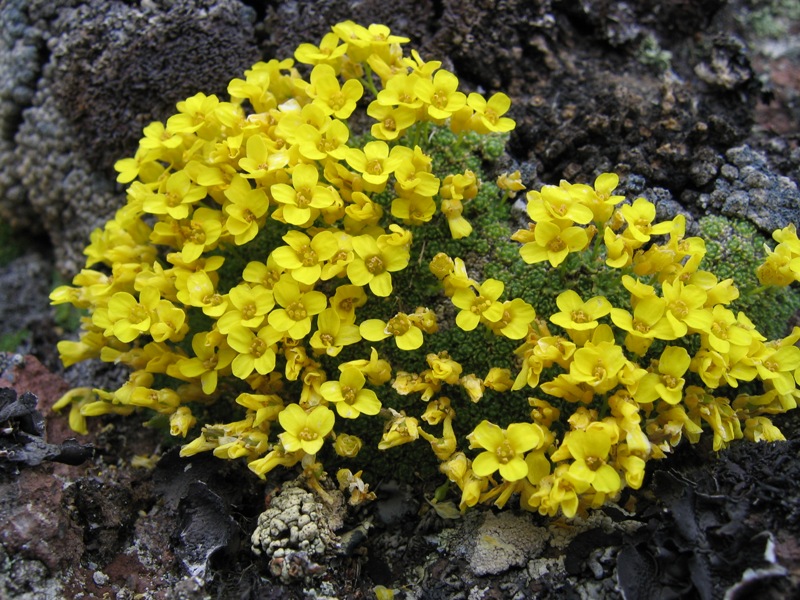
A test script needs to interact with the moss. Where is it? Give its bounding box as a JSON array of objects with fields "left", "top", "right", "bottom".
[
  {"left": 0, "top": 220, "right": 23, "bottom": 268},
  {"left": 699, "top": 215, "right": 800, "bottom": 340},
  {"left": 0, "top": 329, "right": 30, "bottom": 352}
]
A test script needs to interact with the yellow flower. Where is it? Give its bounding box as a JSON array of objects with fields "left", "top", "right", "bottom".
[
  {"left": 179, "top": 207, "right": 223, "bottom": 262},
  {"left": 306, "top": 63, "right": 363, "bottom": 118},
  {"left": 294, "top": 32, "right": 348, "bottom": 68},
  {"left": 174, "top": 331, "right": 236, "bottom": 394},
  {"left": 271, "top": 163, "right": 338, "bottom": 226},
  {"left": 295, "top": 118, "right": 350, "bottom": 162},
  {"left": 409, "top": 307, "right": 438, "bottom": 334},
  {"left": 226, "top": 324, "right": 281, "bottom": 379},
  {"left": 167, "top": 92, "right": 221, "bottom": 134},
  {"left": 519, "top": 219, "right": 588, "bottom": 267},
  {"left": 744, "top": 417, "right": 785, "bottom": 443},
  {"left": 375, "top": 71, "right": 424, "bottom": 109},
  {"left": 378, "top": 409, "right": 420, "bottom": 450},
  {"left": 496, "top": 170, "right": 525, "bottom": 196},
  {"left": 169, "top": 407, "right": 196, "bottom": 437},
  {"left": 565, "top": 172, "right": 625, "bottom": 225},
  {"left": 347, "top": 232, "right": 410, "bottom": 297},
  {"left": 561, "top": 429, "right": 621, "bottom": 494},
  {"left": 216, "top": 283, "right": 275, "bottom": 334},
  {"left": 468, "top": 420, "right": 545, "bottom": 482},
  {"left": 441, "top": 198, "right": 473, "bottom": 239},
  {"left": 635, "top": 346, "right": 691, "bottom": 404},
  {"left": 143, "top": 170, "right": 207, "bottom": 220},
  {"left": 754, "top": 344, "right": 800, "bottom": 395},
  {"left": 309, "top": 308, "right": 361, "bottom": 356},
  {"left": 426, "top": 351, "right": 463, "bottom": 385},
  {"left": 268, "top": 278, "right": 328, "bottom": 340},
  {"left": 466, "top": 92, "right": 515, "bottom": 133},
  {"left": 661, "top": 279, "right": 712, "bottom": 336},
  {"left": 333, "top": 434, "right": 363, "bottom": 458},
  {"left": 344, "top": 191, "right": 384, "bottom": 230},
  {"left": 339, "top": 346, "right": 392, "bottom": 386},
  {"left": 460, "top": 374, "right": 485, "bottom": 402},
  {"left": 320, "top": 366, "right": 381, "bottom": 419},
  {"left": 270, "top": 230, "right": 340, "bottom": 286},
  {"left": 278, "top": 403, "right": 335, "bottom": 455},
  {"left": 235, "top": 393, "right": 284, "bottom": 427},
  {"left": 391, "top": 192, "right": 437, "bottom": 225},
  {"left": 452, "top": 278, "right": 505, "bottom": 331},
  {"left": 223, "top": 175, "right": 271, "bottom": 245},
  {"left": 367, "top": 101, "right": 416, "bottom": 140},
  {"left": 393, "top": 149, "right": 439, "bottom": 195},
  {"left": 703, "top": 305, "right": 753, "bottom": 354},
  {"left": 247, "top": 446, "right": 303, "bottom": 478},
  {"left": 484, "top": 367, "right": 514, "bottom": 392},
  {"left": 330, "top": 284, "right": 368, "bottom": 321},
  {"left": 611, "top": 296, "right": 679, "bottom": 355},
  {"left": 487, "top": 299, "right": 537, "bottom": 340},
  {"left": 619, "top": 197, "right": 673, "bottom": 243},
  {"left": 361, "top": 312, "right": 424, "bottom": 351},
  {"left": 567, "top": 326, "right": 628, "bottom": 394},
  {"left": 415, "top": 69, "right": 466, "bottom": 120},
  {"left": 176, "top": 270, "right": 228, "bottom": 317},
  {"left": 527, "top": 185, "right": 594, "bottom": 225},
  {"left": 95, "top": 291, "right": 152, "bottom": 343},
  {"left": 549, "top": 290, "right": 611, "bottom": 345},
  {"left": 238, "top": 128, "right": 286, "bottom": 172},
  {"left": 757, "top": 244, "right": 796, "bottom": 286},
  {"left": 345, "top": 141, "right": 406, "bottom": 188}
]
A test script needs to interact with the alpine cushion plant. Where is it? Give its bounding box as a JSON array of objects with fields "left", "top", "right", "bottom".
[{"left": 51, "top": 21, "right": 800, "bottom": 519}]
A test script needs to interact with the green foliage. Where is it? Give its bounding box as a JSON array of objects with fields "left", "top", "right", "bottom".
[{"left": 699, "top": 215, "right": 800, "bottom": 340}]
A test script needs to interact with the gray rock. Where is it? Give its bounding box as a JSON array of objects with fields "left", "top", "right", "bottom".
[{"left": 0, "top": 0, "right": 259, "bottom": 275}]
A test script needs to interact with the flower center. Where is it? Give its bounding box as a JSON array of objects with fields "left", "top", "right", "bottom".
[
  {"left": 286, "top": 301, "right": 307, "bottom": 321},
  {"left": 670, "top": 300, "right": 688, "bottom": 318},
  {"left": 386, "top": 314, "right": 411, "bottom": 336},
  {"left": 571, "top": 310, "right": 589, "bottom": 324},
  {"left": 203, "top": 293, "right": 223, "bottom": 306},
  {"left": 662, "top": 374, "right": 680, "bottom": 389},
  {"left": 128, "top": 305, "right": 150, "bottom": 324},
  {"left": 185, "top": 223, "right": 206, "bottom": 245},
  {"left": 547, "top": 237, "right": 566, "bottom": 252},
  {"left": 585, "top": 456, "right": 602, "bottom": 471},
  {"left": 471, "top": 296, "right": 491, "bottom": 315},
  {"left": 329, "top": 91, "right": 346, "bottom": 111},
  {"left": 366, "top": 159, "right": 383, "bottom": 175},
  {"left": 296, "top": 187, "right": 313, "bottom": 208},
  {"left": 250, "top": 337, "right": 267, "bottom": 358},
  {"left": 711, "top": 322, "right": 728, "bottom": 339},
  {"left": 241, "top": 302, "right": 257, "bottom": 320},
  {"left": 300, "top": 245, "right": 318, "bottom": 266},
  {"left": 495, "top": 440, "right": 514, "bottom": 464},
  {"left": 341, "top": 386, "right": 357, "bottom": 404},
  {"left": 365, "top": 255, "right": 385, "bottom": 274},
  {"left": 432, "top": 89, "right": 448, "bottom": 109},
  {"left": 299, "top": 427, "right": 318, "bottom": 441}
]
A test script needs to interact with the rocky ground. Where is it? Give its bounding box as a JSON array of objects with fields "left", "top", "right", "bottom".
[{"left": 1, "top": 1, "right": 800, "bottom": 598}]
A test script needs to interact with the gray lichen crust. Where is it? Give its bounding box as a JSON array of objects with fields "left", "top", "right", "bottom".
[{"left": 250, "top": 480, "right": 345, "bottom": 583}]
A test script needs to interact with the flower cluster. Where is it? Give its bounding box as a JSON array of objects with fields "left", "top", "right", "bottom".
[{"left": 51, "top": 22, "right": 800, "bottom": 518}]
